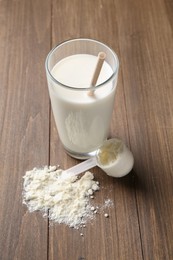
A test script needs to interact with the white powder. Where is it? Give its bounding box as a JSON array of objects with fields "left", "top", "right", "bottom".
[
  {"left": 22, "top": 166, "right": 100, "bottom": 228},
  {"left": 103, "top": 199, "right": 114, "bottom": 208}
]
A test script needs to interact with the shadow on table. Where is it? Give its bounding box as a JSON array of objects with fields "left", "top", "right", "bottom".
[{"left": 110, "top": 169, "right": 150, "bottom": 196}]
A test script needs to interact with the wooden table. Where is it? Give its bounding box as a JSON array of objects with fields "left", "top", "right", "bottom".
[{"left": 0, "top": 0, "right": 173, "bottom": 259}]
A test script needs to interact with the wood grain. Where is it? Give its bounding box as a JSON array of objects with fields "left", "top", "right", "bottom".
[
  {"left": 0, "top": 0, "right": 173, "bottom": 259},
  {"left": 115, "top": 0, "right": 173, "bottom": 258},
  {"left": 49, "top": 1, "right": 142, "bottom": 260},
  {"left": 0, "top": 0, "right": 51, "bottom": 259}
]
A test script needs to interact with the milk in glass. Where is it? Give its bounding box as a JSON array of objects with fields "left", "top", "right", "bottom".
[{"left": 48, "top": 54, "right": 117, "bottom": 157}]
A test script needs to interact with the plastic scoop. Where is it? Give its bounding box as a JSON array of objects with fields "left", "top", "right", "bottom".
[{"left": 63, "top": 138, "right": 134, "bottom": 178}]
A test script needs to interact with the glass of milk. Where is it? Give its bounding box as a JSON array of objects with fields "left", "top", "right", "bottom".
[{"left": 45, "top": 38, "right": 119, "bottom": 159}]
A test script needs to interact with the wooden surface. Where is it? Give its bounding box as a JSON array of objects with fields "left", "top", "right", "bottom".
[{"left": 0, "top": 0, "right": 173, "bottom": 259}]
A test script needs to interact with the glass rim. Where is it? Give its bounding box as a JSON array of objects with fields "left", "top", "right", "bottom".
[{"left": 45, "top": 38, "right": 119, "bottom": 91}]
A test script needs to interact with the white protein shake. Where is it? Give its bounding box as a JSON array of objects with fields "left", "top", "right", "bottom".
[{"left": 48, "top": 54, "right": 118, "bottom": 157}]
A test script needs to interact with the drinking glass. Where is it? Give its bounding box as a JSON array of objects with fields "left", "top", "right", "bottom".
[{"left": 45, "top": 38, "right": 119, "bottom": 159}]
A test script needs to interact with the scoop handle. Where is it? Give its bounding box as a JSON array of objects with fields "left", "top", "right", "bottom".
[{"left": 64, "top": 157, "right": 97, "bottom": 177}]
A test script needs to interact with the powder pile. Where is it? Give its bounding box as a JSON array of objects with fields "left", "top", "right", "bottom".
[{"left": 23, "top": 166, "right": 100, "bottom": 228}]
